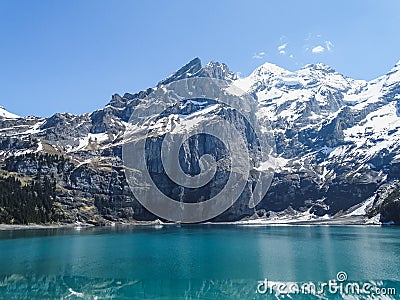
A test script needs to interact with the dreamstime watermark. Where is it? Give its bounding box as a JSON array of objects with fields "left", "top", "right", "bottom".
[
  {"left": 256, "top": 271, "right": 397, "bottom": 297},
  {"left": 122, "top": 77, "right": 276, "bottom": 223}
]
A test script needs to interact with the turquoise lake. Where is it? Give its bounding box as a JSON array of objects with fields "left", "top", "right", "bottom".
[{"left": 0, "top": 225, "right": 399, "bottom": 299}]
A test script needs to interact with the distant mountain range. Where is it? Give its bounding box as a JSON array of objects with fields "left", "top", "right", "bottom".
[{"left": 1, "top": 58, "right": 399, "bottom": 225}]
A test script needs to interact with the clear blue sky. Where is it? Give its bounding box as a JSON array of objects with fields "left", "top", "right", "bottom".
[{"left": 0, "top": 0, "right": 399, "bottom": 117}]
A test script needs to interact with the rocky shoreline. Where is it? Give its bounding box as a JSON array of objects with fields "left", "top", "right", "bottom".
[{"left": 0, "top": 214, "right": 393, "bottom": 230}]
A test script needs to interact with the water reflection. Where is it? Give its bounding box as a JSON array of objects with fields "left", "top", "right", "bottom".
[
  {"left": 0, "top": 275, "right": 398, "bottom": 299},
  {"left": 0, "top": 225, "right": 399, "bottom": 299}
]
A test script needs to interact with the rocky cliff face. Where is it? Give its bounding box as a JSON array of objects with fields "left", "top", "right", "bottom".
[{"left": 1, "top": 58, "right": 400, "bottom": 224}]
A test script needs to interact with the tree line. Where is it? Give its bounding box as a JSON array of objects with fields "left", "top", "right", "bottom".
[{"left": 0, "top": 173, "right": 57, "bottom": 224}]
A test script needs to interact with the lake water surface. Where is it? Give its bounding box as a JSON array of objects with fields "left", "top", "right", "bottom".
[{"left": 0, "top": 225, "right": 399, "bottom": 299}]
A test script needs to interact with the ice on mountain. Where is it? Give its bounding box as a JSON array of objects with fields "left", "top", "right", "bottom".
[{"left": 0, "top": 106, "right": 20, "bottom": 119}]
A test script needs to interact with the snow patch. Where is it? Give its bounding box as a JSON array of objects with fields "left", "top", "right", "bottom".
[
  {"left": 70, "top": 132, "right": 109, "bottom": 152},
  {"left": 0, "top": 106, "right": 20, "bottom": 119}
]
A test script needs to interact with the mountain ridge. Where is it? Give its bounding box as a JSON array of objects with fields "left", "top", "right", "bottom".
[
  {"left": 1, "top": 58, "right": 397, "bottom": 118},
  {"left": 0, "top": 58, "right": 400, "bottom": 225}
]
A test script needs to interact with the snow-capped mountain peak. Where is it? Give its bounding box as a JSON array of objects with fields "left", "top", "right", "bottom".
[
  {"left": 301, "top": 63, "right": 336, "bottom": 73},
  {"left": 0, "top": 106, "right": 20, "bottom": 119},
  {"left": 252, "top": 61, "right": 291, "bottom": 77},
  {"left": 234, "top": 62, "right": 291, "bottom": 94},
  {"left": 383, "top": 60, "right": 400, "bottom": 87},
  {"left": 199, "top": 61, "right": 238, "bottom": 81},
  {"left": 157, "top": 58, "right": 238, "bottom": 87},
  {"left": 158, "top": 57, "right": 202, "bottom": 86}
]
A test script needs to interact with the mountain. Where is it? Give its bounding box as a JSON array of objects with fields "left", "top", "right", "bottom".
[
  {"left": 0, "top": 58, "right": 399, "bottom": 225},
  {"left": 0, "top": 106, "right": 19, "bottom": 119}
]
